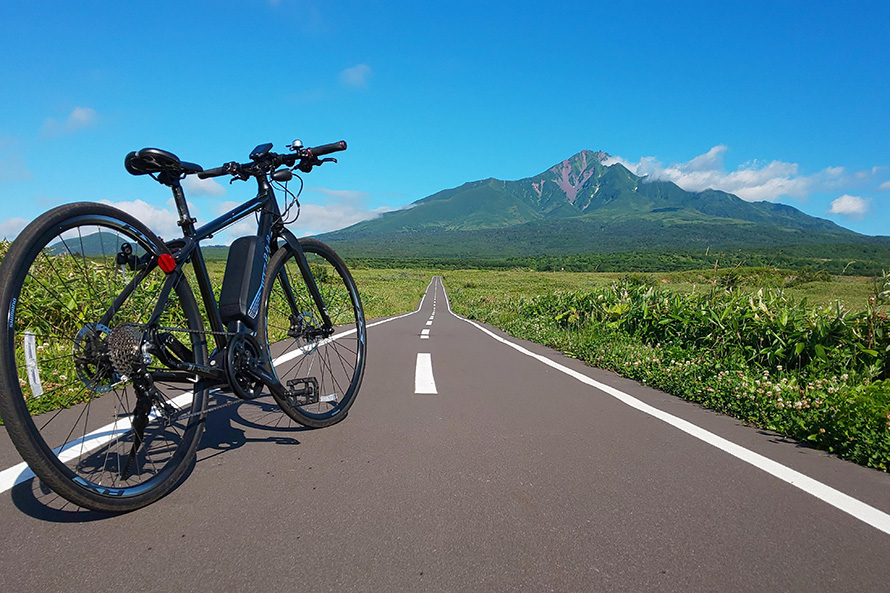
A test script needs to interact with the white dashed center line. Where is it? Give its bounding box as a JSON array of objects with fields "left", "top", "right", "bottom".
[{"left": 414, "top": 353, "right": 437, "bottom": 394}]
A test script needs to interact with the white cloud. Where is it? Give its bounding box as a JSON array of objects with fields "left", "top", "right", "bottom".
[
  {"left": 879, "top": 181, "right": 890, "bottom": 191},
  {"left": 606, "top": 146, "right": 878, "bottom": 203},
  {"left": 40, "top": 107, "right": 99, "bottom": 137},
  {"left": 212, "top": 200, "right": 260, "bottom": 244},
  {"left": 0, "top": 217, "right": 29, "bottom": 240},
  {"left": 340, "top": 64, "right": 371, "bottom": 88},
  {"left": 182, "top": 175, "right": 227, "bottom": 197},
  {"left": 293, "top": 204, "right": 391, "bottom": 235},
  {"left": 98, "top": 199, "right": 181, "bottom": 239},
  {"left": 91, "top": 189, "right": 390, "bottom": 245},
  {"left": 828, "top": 194, "right": 870, "bottom": 218},
  {"left": 285, "top": 187, "right": 392, "bottom": 235}
]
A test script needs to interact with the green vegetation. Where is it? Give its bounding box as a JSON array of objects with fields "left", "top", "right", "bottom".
[
  {"left": 206, "top": 260, "right": 431, "bottom": 321},
  {"left": 442, "top": 269, "right": 890, "bottom": 471},
  {"left": 350, "top": 267, "right": 433, "bottom": 320},
  {"left": 338, "top": 243, "right": 890, "bottom": 277}
]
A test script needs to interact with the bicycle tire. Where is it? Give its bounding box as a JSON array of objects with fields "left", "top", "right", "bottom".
[
  {"left": 0, "top": 202, "right": 208, "bottom": 512},
  {"left": 258, "top": 237, "right": 366, "bottom": 428}
]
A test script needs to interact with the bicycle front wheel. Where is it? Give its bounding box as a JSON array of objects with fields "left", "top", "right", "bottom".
[
  {"left": 0, "top": 202, "right": 208, "bottom": 512},
  {"left": 259, "top": 238, "right": 366, "bottom": 428}
]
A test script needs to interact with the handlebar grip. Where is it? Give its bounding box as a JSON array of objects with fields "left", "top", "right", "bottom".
[
  {"left": 306, "top": 140, "right": 347, "bottom": 157},
  {"left": 197, "top": 166, "right": 227, "bottom": 179},
  {"left": 198, "top": 161, "right": 241, "bottom": 179}
]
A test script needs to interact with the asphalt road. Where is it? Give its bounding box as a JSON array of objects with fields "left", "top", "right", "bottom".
[{"left": 0, "top": 276, "right": 888, "bottom": 592}]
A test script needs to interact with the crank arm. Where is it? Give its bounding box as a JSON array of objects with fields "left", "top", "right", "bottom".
[{"left": 244, "top": 364, "right": 288, "bottom": 400}]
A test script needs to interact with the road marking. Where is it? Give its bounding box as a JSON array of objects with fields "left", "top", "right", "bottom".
[
  {"left": 439, "top": 280, "right": 890, "bottom": 538},
  {"left": 414, "top": 353, "right": 437, "bottom": 394},
  {"left": 425, "top": 320, "right": 432, "bottom": 326}
]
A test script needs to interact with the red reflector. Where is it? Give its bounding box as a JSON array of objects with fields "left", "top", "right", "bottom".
[{"left": 158, "top": 253, "right": 176, "bottom": 274}]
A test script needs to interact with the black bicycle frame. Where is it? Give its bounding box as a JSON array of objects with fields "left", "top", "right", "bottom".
[{"left": 139, "top": 173, "right": 333, "bottom": 381}]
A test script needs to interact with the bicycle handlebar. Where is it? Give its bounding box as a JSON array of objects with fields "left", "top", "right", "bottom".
[{"left": 196, "top": 140, "right": 347, "bottom": 179}]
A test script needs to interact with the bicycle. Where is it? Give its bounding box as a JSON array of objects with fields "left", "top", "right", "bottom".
[{"left": 0, "top": 139, "right": 367, "bottom": 512}]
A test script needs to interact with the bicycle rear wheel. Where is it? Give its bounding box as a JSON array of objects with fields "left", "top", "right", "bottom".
[
  {"left": 258, "top": 238, "right": 366, "bottom": 428},
  {"left": 0, "top": 202, "right": 208, "bottom": 512}
]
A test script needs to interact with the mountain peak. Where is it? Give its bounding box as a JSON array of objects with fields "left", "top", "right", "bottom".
[
  {"left": 578, "top": 149, "right": 611, "bottom": 163},
  {"left": 556, "top": 149, "right": 611, "bottom": 170},
  {"left": 544, "top": 149, "right": 612, "bottom": 204}
]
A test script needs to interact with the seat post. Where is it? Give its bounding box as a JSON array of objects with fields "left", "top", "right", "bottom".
[{"left": 170, "top": 182, "right": 197, "bottom": 235}]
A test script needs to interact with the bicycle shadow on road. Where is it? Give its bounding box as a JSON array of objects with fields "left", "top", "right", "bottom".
[
  {"left": 193, "top": 392, "right": 310, "bottom": 463},
  {"left": 9, "top": 479, "right": 116, "bottom": 523},
  {"left": 9, "top": 394, "right": 312, "bottom": 522}
]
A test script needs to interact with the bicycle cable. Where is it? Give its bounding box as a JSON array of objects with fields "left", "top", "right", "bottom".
[{"left": 275, "top": 173, "right": 304, "bottom": 225}]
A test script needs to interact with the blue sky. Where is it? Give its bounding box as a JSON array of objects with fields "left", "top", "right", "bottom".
[{"left": 1, "top": 1, "right": 888, "bottom": 244}]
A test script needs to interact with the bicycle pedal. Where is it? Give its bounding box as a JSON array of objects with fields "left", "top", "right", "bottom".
[{"left": 286, "top": 377, "right": 319, "bottom": 405}]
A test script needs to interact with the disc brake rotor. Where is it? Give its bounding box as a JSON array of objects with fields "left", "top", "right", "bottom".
[{"left": 72, "top": 323, "right": 117, "bottom": 393}]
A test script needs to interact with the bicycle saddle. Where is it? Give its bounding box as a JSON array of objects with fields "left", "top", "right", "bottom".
[{"left": 125, "top": 148, "right": 203, "bottom": 176}]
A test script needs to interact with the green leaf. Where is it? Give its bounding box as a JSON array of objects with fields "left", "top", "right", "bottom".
[{"left": 814, "top": 343, "right": 827, "bottom": 361}]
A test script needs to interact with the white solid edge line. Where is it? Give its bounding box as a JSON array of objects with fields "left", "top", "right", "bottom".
[
  {"left": 0, "top": 282, "right": 439, "bottom": 495},
  {"left": 439, "top": 278, "right": 890, "bottom": 538},
  {"left": 415, "top": 353, "right": 437, "bottom": 394}
]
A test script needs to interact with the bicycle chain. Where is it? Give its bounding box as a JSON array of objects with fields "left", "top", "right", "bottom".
[
  {"left": 149, "top": 325, "right": 274, "bottom": 421},
  {"left": 156, "top": 325, "right": 240, "bottom": 338}
]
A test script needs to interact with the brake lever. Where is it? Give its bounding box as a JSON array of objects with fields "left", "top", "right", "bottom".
[{"left": 296, "top": 157, "right": 337, "bottom": 173}]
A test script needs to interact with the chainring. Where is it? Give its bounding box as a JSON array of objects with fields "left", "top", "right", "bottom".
[{"left": 225, "top": 333, "right": 265, "bottom": 400}]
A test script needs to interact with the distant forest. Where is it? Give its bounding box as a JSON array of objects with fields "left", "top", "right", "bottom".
[{"left": 340, "top": 243, "right": 890, "bottom": 276}]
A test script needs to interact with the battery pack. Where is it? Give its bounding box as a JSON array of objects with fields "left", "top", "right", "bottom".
[{"left": 219, "top": 236, "right": 269, "bottom": 331}]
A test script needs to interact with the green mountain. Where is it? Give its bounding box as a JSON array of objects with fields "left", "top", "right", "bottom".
[
  {"left": 48, "top": 231, "right": 144, "bottom": 257},
  {"left": 321, "top": 150, "right": 879, "bottom": 258}
]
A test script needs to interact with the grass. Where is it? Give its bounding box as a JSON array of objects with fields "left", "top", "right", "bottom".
[
  {"left": 206, "top": 260, "right": 433, "bottom": 321},
  {"left": 350, "top": 267, "right": 434, "bottom": 320}
]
